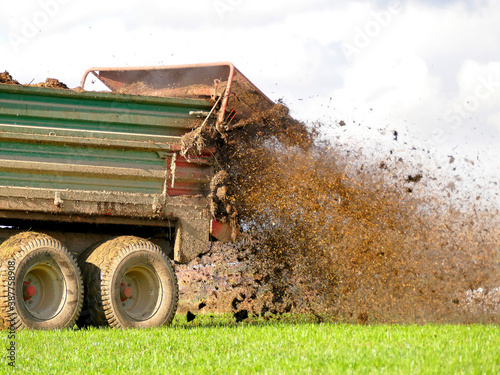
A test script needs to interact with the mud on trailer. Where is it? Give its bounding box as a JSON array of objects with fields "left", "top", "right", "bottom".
[{"left": 0, "top": 63, "right": 273, "bottom": 329}]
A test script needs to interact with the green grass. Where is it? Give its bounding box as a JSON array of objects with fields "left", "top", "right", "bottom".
[{"left": 1, "top": 315, "right": 498, "bottom": 374}]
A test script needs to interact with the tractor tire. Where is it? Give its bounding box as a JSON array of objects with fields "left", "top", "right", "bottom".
[
  {"left": 0, "top": 232, "right": 83, "bottom": 330},
  {"left": 79, "top": 236, "right": 178, "bottom": 329}
]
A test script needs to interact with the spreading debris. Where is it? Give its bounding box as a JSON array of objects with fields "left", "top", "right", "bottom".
[
  {"left": 177, "top": 85, "right": 499, "bottom": 324},
  {"left": 4, "top": 69, "right": 497, "bottom": 324}
]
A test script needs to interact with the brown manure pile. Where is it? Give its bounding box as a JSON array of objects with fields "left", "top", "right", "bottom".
[
  {"left": 0, "top": 71, "right": 20, "bottom": 85},
  {"left": 0, "top": 71, "right": 68, "bottom": 88}
]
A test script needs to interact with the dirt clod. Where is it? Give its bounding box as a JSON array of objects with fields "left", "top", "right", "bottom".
[
  {"left": 407, "top": 174, "right": 423, "bottom": 183},
  {"left": 234, "top": 309, "right": 248, "bottom": 323},
  {"left": 32, "top": 78, "right": 69, "bottom": 89},
  {"left": 187, "top": 311, "right": 196, "bottom": 322},
  {"left": 357, "top": 312, "right": 369, "bottom": 325},
  {"left": 0, "top": 71, "right": 20, "bottom": 85}
]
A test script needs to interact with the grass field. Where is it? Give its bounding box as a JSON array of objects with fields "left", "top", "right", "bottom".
[{"left": 1, "top": 315, "right": 498, "bottom": 374}]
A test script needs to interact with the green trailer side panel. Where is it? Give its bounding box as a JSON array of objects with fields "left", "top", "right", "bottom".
[
  {"left": 0, "top": 140, "right": 162, "bottom": 167},
  {"left": 0, "top": 171, "right": 162, "bottom": 194},
  {"left": 0, "top": 84, "right": 214, "bottom": 196},
  {"left": 0, "top": 84, "right": 213, "bottom": 136}
]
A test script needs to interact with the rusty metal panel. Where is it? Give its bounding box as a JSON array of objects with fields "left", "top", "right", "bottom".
[{"left": 167, "top": 153, "right": 213, "bottom": 196}]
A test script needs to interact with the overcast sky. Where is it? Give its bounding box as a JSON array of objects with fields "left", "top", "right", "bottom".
[{"left": 0, "top": 0, "right": 499, "bottom": 206}]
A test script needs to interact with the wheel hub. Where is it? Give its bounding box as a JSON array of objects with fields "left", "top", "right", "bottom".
[
  {"left": 120, "top": 282, "right": 133, "bottom": 301},
  {"left": 23, "top": 281, "right": 37, "bottom": 301},
  {"left": 120, "top": 265, "right": 162, "bottom": 321},
  {"left": 22, "top": 263, "right": 66, "bottom": 320}
]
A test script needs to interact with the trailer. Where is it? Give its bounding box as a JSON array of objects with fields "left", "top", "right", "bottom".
[{"left": 0, "top": 63, "right": 273, "bottom": 329}]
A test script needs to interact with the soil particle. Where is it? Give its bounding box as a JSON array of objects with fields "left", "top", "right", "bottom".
[
  {"left": 407, "top": 174, "right": 423, "bottom": 183},
  {"left": 187, "top": 311, "right": 196, "bottom": 322},
  {"left": 234, "top": 309, "right": 248, "bottom": 323}
]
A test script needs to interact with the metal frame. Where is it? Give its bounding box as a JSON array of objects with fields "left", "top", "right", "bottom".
[{"left": 80, "top": 62, "right": 274, "bottom": 125}]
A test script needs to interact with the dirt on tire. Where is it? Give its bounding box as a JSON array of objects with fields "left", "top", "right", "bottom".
[
  {"left": 0, "top": 232, "right": 83, "bottom": 330},
  {"left": 78, "top": 236, "right": 178, "bottom": 329}
]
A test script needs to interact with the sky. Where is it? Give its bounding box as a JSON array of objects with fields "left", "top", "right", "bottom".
[{"left": 0, "top": 0, "right": 499, "bottom": 208}]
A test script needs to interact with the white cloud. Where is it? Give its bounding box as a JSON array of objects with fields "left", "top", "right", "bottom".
[{"left": 283, "top": 1, "right": 500, "bottom": 148}]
